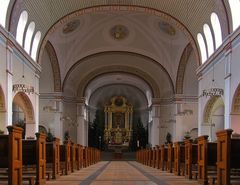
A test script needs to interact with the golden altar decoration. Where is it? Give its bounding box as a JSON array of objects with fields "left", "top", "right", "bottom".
[{"left": 104, "top": 96, "right": 133, "bottom": 147}]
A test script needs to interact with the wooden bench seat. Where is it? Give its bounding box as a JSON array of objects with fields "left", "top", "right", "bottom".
[
  {"left": 216, "top": 129, "right": 240, "bottom": 185},
  {"left": 0, "top": 175, "right": 35, "bottom": 185},
  {"left": 208, "top": 175, "right": 240, "bottom": 185}
]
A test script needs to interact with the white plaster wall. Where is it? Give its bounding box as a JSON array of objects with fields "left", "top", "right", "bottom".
[
  {"left": 183, "top": 51, "right": 198, "bottom": 95},
  {"left": 159, "top": 104, "right": 175, "bottom": 145},
  {"left": 39, "top": 50, "right": 54, "bottom": 92},
  {"left": 63, "top": 101, "right": 77, "bottom": 143},
  {"left": 175, "top": 102, "right": 198, "bottom": 141},
  {"left": 210, "top": 106, "right": 224, "bottom": 141},
  {"left": 199, "top": 56, "right": 225, "bottom": 136}
]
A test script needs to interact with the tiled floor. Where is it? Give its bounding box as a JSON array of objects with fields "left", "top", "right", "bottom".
[{"left": 46, "top": 161, "right": 200, "bottom": 185}]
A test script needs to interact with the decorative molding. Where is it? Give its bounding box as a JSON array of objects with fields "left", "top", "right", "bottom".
[
  {"left": 176, "top": 43, "right": 193, "bottom": 94},
  {"left": 45, "top": 41, "right": 62, "bottom": 92}
]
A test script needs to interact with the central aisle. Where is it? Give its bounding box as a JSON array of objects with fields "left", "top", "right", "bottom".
[{"left": 46, "top": 161, "right": 200, "bottom": 185}]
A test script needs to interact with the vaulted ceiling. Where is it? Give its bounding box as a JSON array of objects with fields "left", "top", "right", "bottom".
[{"left": 10, "top": 1, "right": 229, "bottom": 108}]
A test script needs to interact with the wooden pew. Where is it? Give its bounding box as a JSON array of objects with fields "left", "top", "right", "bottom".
[
  {"left": 46, "top": 137, "right": 60, "bottom": 179},
  {"left": 60, "top": 139, "right": 71, "bottom": 175},
  {"left": 212, "top": 129, "right": 240, "bottom": 185},
  {"left": 160, "top": 145, "right": 168, "bottom": 171},
  {"left": 0, "top": 126, "right": 24, "bottom": 185},
  {"left": 167, "top": 143, "right": 174, "bottom": 173},
  {"left": 155, "top": 146, "right": 160, "bottom": 169},
  {"left": 147, "top": 148, "right": 152, "bottom": 166},
  {"left": 22, "top": 132, "right": 46, "bottom": 185},
  {"left": 70, "top": 142, "right": 76, "bottom": 172},
  {"left": 197, "top": 135, "right": 217, "bottom": 185},
  {"left": 184, "top": 139, "right": 198, "bottom": 179},
  {"left": 151, "top": 147, "right": 156, "bottom": 168},
  {"left": 76, "top": 144, "right": 83, "bottom": 170},
  {"left": 174, "top": 141, "right": 185, "bottom": 176}
]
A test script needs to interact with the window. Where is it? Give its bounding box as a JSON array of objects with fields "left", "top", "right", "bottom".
[
  {"left": 24, "top": 22, "right": 35, "bottom": 54},
  {"left": 229, "top": 0, "right": 240, "bottom": 31},
  {"left": 16, "top": 11, "right": 28, "bottom": 46},
  {"left": 211, "top": 13, "right": 222, "bottom": 49},
  {"left": 0, "top": 0, "right": 10, "bottom": 28},
  {"left": 203, "top": 24, "right": 214, "bottom": 57},
  {"left": 31, "top": 31, "right": 41, "bottom": 61},
  {"left": 197, "top": 33, "right": 207, "bottom": 63}
]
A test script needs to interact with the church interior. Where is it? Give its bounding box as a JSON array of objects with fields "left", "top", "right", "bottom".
[{"left": 1, "top": 0, "right": 240, "bottom": 184}]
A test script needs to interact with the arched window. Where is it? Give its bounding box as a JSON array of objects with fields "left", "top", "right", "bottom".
[
  {"left": 16, "top": 11, "right": 28, "bottom": 46},
  {"left": 203, "top": 24, "right": 214, "bottom": 57},
  {"left": 197, "top": 33, "right": 207, "bottom": 63},
  {"left": 24, "top": 22, "right": 35, "bottom": 54},
  {"left": 0, "top": 0, "right": 10, "bottom": 28},
  {"left": 229, "top": 0, "right": 240, "bottom": 31},
  {"left": 211, "top": 12, "right": 222, "bottom": 49},
  {"left": 31, "top": 31, "right": 41, "bottom": 61}
]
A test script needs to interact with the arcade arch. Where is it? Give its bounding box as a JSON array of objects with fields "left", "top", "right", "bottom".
[
  {"left": 203, "top": 96, "right": 224, "bottom": 141},
  {"left": 12, "top": 92, "right": 35, "bottom": 138}
]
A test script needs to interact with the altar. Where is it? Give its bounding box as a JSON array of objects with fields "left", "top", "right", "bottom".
[{"left": 104, "top": 96, "right": 133, "bottom": 150}]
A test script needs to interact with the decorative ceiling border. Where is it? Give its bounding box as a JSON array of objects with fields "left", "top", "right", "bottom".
[
  {"left": 45, "top": 41, "right": 62, "bottom": 92},
  {"left": 176, "top": 43, "right": 193, "bottom": 94}
]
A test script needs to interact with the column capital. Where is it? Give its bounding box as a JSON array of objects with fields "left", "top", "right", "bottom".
[
  {"left": 151, "top": 98, "right": 161, "bottom": 105},
  {"left": 77, "top": 97, "right": 86, "bottom": 104}
]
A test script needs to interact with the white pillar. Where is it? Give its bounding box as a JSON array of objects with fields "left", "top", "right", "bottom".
[
  {"left": 150, "top": 98, "right": 161, "bottom": 147},
  {"left": 6, "top": 41, "right": 13, "bottom": 132},
  {"left": 77, "top": 98, "right": 86, "bottom": 146},
  {"left": 224, "top": 46, "right": 232, "bottom": 129},
  {"left": 198, "top": 75, "right": 203, "bottom": 135},
  {"left": 34, "top": 73, "right": 40, "bottom": 133}
]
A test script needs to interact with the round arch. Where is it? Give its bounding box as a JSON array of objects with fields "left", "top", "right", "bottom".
[
  {"left": 203, "top": 96, "right": 224, "bottom": 141},
  {"left": 230, "top": 83, "right": 240, "bottom": 134},
  {"left": 13, "top": 92, "right": 34, "bottom": 124}
]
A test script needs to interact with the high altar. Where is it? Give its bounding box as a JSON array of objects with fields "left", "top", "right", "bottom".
[{"left": 104, "top": 96, "right": 133, "bottom": 147}]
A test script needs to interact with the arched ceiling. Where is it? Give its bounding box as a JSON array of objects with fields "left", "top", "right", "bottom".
[{"left": 12, "top": 1, "right": 223, "bottom": 103}]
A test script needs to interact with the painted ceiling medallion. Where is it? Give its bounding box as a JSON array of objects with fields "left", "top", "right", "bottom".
[
  {"left": 159, "top": 21, "right": 176, "bottom": 36},
  {"left": 62, "top": 20, "right": 80, "bottom": 34},
  {"left": 110, "top": 25, "right": 129, "bottom": 40}
]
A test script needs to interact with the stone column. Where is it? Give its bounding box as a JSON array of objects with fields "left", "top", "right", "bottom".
[
  {"left": 224, "top": 44, "right": 232, "bottom": 129},
  {"left": 6, "top": 41, "right": 13, "bottom": 132},
  {"left": 150, "top": 98, "right": 161, "bottom": 147},
  {"left": 77, "top": 98, "right": 86, "bottom": 146},
  {"left": 198, "top": 74, "right": 203, "bottom": 135},
  {"left": 34, "top": 73, "right": 40, "bottom": 134}
]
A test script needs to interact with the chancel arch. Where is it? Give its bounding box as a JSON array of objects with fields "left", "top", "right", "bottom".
[
  {"left": 12, "top": 92, "right": 35, "bottom": 138},
  {"left": 203, "top": 96, "right": 224, "bottom": 141}
]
